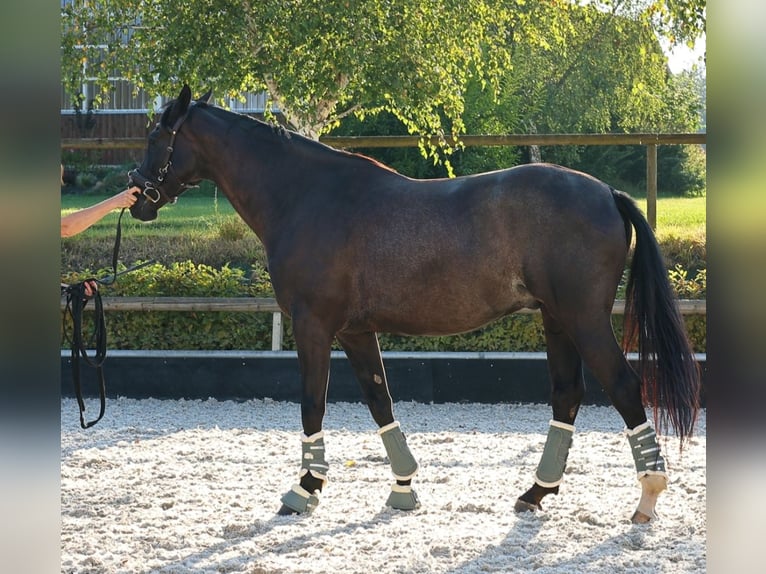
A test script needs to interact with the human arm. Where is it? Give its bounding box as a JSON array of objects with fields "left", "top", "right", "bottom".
[{"left": 60, "top": 187, "right": 141, "bottom": 238}]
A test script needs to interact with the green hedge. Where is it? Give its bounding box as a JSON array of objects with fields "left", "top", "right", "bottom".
[{"left": 62, "top": 261, "right": 706, "bottom": 353}]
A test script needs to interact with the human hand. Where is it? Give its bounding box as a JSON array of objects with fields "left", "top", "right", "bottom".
[
  {"left": 83, "top": 280, "right": 99, "bottom": 298},
  {"left": 114, "top": 186, "right": 141, "bottom": 209}
]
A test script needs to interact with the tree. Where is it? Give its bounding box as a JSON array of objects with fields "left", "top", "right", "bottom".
[
  {"left": 436, "top": 2, "right": 704, "bottom": 180},
  {"left": 63, "top": 0, "right": 535, "bottom": 140},
  {"left": 62, "top": 1, "right": 704, "bottom": 140}
]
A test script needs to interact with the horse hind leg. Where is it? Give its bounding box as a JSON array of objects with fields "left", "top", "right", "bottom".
[
  {"left": 574, "top": 317, "right": 668, "bottom": 523},
  {"left": 516, "top": 308, "right": 585, "bottom": 514},
  {"left": 626, "top": 422, "right": 668, "bottom": 523},
  {"left": 337, "top": 331, "right": 420, "bottom": 511}
]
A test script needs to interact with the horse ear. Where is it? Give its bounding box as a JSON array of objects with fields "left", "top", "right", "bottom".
[
  {"left": 197, "top": 89, "right": 212, "bottom": 104},
  {"left": 166, "top": 85, "right": 193, "bottom": 127}
]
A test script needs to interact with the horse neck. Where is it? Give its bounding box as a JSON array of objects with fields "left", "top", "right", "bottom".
[{"left": 190, "top": 110, "right": 309, "bottom": 243}]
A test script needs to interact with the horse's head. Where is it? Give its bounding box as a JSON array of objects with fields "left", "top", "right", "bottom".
[{"left": 129, "top": 85, "right": 211, "bottom": 221}]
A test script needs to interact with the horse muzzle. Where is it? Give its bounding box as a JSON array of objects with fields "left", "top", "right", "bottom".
[
  {"left": 127, "top": 168, "right": 175, "bottom": 220},
  {"left": 129, "top": 197, "right": 159, "bottom": 221}
]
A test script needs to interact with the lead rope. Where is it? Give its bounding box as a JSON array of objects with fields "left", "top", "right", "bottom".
[
  {"left": 63, "top": 281, "right": 108, "bottom": 428},
  {"left": 62, "top": 208, "right": 154, "bottom": 428}
]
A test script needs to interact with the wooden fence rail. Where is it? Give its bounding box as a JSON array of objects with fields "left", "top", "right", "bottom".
[
  {"left": 61, "top": 132, "right": 706, "bottom": 230},
  {"left": 61, "top": 133, "right": 705, "bottom": 150},
  {"left": 61, "top": 297, "right": 706, "bottom": 352},
  {"left": 62, "top": 133, "right": 706, "bottom": 349}
]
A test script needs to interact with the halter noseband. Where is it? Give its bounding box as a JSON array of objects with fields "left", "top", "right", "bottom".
[{"left": 128, "top": 102, "right": 200, "bottom": 203}]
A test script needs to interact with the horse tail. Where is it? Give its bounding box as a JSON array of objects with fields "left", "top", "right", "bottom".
[{"left": 611, "top": 188, "right": 701, "bottom": 444}]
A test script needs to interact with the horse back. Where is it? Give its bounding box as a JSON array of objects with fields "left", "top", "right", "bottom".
[{"left": 269, "top": 162, "right": 628, "bottom": 336}]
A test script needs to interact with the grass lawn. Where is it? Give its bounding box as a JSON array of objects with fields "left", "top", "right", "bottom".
[
  {"left": 645, "top": 196, "right": 706, "bottom": 240},
  {"left": 61, "top": 194, "right": 240, "bottom": 239},
  {"left": 62, "top": 192, "right": 706, "bottom": 241}
]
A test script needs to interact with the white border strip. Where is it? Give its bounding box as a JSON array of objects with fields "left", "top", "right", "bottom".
[{"left": 61, "top": 350, "right": 707, "bottom": 361}]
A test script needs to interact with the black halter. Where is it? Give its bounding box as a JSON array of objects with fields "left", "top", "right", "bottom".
[{"left": 127, "top": 102, "right": 199, "bottom": 202}]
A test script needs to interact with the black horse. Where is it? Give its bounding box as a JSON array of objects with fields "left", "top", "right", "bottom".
[{"left": 129, "top": 86, "right": 700, "bottom": 522}]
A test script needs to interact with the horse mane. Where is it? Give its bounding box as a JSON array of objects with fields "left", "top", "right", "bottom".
[
  {"left": 343, "top": 150, "right": 400, "bottom": 174},
  {"left": 192, "top": 103, "right": 401, "bottom": 175}
]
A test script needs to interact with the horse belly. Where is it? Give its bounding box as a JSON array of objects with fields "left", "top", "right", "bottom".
[
  {"left": 357, "top": 268, "right": 535, "bottom": 337},
  {"left": 371, "top": 311, "right": 504, "bottom": 337}
]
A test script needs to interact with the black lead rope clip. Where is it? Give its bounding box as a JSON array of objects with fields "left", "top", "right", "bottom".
[{"left": 62, "top": 208, "right": 156, "bottom": 429}]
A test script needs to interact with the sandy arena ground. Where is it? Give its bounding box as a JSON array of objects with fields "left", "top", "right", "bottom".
[{"left": 61, "top": 398, "right": 706, "bottom": 573}]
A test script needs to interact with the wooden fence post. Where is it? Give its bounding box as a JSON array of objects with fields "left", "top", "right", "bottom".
[
  {"left": 646, "top": 143, "right": 658, "bottom": 230},
  {"left": 271, "top": 312, "right": 283, "bottom": 351}
]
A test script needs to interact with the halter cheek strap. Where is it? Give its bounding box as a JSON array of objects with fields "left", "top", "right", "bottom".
[{"left": 128, "top": 101, "right": 201, "bottom": 202}]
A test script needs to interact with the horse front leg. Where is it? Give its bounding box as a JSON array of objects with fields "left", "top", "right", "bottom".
[
  {"left": 278, "top": 311, "right": 334, "bottom": 515},
  {"left": 337, "top": 331, "right": 420, "bottom": 511},
  {"left": 516, "top": 310, "right": 584, "bottom": 513}
]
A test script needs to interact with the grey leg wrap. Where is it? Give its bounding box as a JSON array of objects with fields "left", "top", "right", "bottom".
[
  {"left": 280, "top": 431, "right": 327, "bottom": 514},
  {"left": 379, "top": 421, "right": 420, "bottom": 510},
  {"left": 626, "top": 422, "right": 667, "bottom": 480},
  {"left": 378, "top": 421, "right": 418, "bottom": 480},
  {"left": 299, "top": 431, "right": 329, "bottom": 485},
  {"left": 534, "top": 420, "right": 575, "bottom": 488}
]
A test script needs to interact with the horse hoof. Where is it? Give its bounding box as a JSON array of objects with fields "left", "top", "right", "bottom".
[
  {"left": 279, "top": 484, "right": 320, "bottom": 514},
  {"left": 277, "top": 504, "right": 300, "bottom": 516},
  {"left": 630, "top": 510, "right": 653, "bottom": 524},
  {"left": 514, "top": 498, "right": 541, "bottom": 513},
  {"left": 386, "top": 485, "right": 420, "bottom": 511}
]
